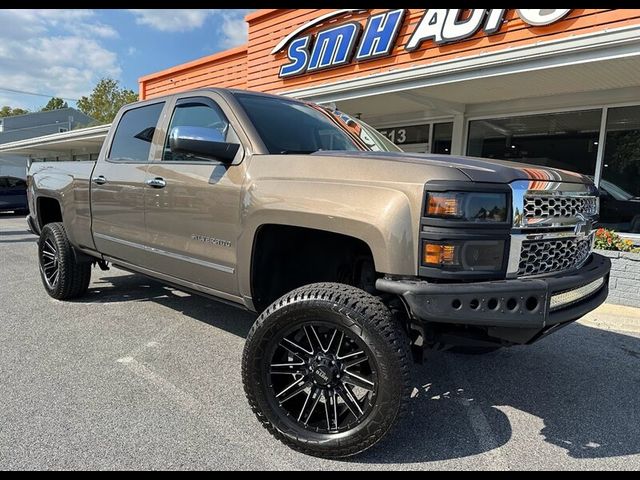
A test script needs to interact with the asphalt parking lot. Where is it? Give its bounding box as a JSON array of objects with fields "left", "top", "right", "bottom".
[{"left": 1, "top": 212, "right": 639, "bottom": 470}]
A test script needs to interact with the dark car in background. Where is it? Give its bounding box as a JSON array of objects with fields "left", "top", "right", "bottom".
[
  {"left": 598, "top": 179, "right": 640, "bottom": 233},
  {"left": 0, "top": 176, "right": 29, "bottom": 214}
]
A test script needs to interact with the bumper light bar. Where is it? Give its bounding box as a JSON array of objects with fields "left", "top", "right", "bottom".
[{"left": 549, "top": 277, "right": 605, "bottom": 311}]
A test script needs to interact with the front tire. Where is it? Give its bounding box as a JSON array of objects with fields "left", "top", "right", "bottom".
[
  {"left": 242, "top": 283, "right": 410, "bottom": 458},
  {"left": 38, "top": 222, "right": 91, "bottom": 300}
]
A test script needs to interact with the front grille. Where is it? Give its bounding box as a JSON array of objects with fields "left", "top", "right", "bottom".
[
  {"left": 524, "top": 195, "right": 597, "bottom": 220},
  {"left": 518, "top": 236, "right": 592, "bottom": 276}
]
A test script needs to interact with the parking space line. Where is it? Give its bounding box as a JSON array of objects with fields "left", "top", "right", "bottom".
[
  {"left": 445, "top": 357, "right": 511, "bottom": 470},
  {"left": 116, "top": 356, "right": 205, "bottom": 411},
  {"left": 115, "top": 325, "right": 297, "bottom": 469}
]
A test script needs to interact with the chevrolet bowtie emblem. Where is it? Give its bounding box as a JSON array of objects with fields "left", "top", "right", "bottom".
[{"left": 574, "top": 212, "right": 593, "bottom": 237}]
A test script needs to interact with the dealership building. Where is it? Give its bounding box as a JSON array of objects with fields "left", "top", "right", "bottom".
[{"left": 2, "top": 8, "right": 640, "bottom": 236}]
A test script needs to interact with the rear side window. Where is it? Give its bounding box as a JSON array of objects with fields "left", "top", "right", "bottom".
[
  {"left": 0, "top": 177, "right": 25, "bottom": 189},
  {"left": 8, "top": 178, "right": 26, "bottom": 188},
  {"left": 109, "top": 102, "right": 165, "bottom": 162}
]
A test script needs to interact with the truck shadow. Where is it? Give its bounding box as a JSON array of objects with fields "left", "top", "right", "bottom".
[
  {"left": 75, "top": 272, "right": 256, "bottom": 339},
  {"left": 76, "top": 272, "right": 640, "bottom": 464},
  {"left": 361, "top": 324, "right": 640, "bottom": 464}
]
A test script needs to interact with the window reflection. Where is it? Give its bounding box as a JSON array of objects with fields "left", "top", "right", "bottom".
[
  {"left": 467, "top": 110, "right": 601, "bottom": 175},
  {"left": 600, "top": 105, "right": 640, "bottom": 233}
]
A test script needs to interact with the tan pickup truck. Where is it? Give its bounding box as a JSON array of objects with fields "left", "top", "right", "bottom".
[{"left": 27, "top": 88, "right": 611, "bottom": 458}]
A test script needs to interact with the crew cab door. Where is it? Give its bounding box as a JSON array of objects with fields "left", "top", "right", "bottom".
[
  {"left": 90, "top": 100, "right": 166, "bottom": 265},
  {"left": 143, "top": 93, "right": 247, "bottom": 297}
]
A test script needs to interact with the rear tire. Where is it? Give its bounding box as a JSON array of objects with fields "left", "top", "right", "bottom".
[
  {"left": 38, "top": 222, "right": 91, "bottom": 300},
  {"left": 242, "top": 282, "right": 411, "bottom": 458}
]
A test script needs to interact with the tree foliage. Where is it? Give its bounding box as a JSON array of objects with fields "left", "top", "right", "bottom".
[
  {"left": 41, "top": 97, "right": 68, "bottom": 111},
  {"left": 0, "top": 106, "right": 29, "bottom": 118},
  {"left": 77, "top": 78, "right": 138, "bottom": 124}
]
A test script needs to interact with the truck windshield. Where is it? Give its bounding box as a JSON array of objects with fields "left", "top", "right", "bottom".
[{"left": 233, "top": 93, "right": 403, "bottom": 155}]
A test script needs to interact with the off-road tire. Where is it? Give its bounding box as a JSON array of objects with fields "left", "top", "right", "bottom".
[
  {"left": 242, "top": 282, "right": 411, "bottom": 458},
  {"left": 38, "top": 222, "right": 91, "bottom": 300}
]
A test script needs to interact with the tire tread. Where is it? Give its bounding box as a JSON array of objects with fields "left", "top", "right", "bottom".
[
  {"left": 242, "top": 282, "right": 411, "bottom": 458},
  {"left": 39, "top": 222, "right": 91, "bottom": 300}
]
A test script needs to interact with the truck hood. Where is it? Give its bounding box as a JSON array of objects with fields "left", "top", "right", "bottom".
[{"left": 311, "top": 151, "right": 590, "bottom": 184}]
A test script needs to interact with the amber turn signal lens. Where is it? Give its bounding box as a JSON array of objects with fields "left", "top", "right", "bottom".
[
  {"left": 427, "top": 193, "right": 459, "bottom": 217},
  {"left": 423, "top": 243, "right": 456, "bottom": 265}
]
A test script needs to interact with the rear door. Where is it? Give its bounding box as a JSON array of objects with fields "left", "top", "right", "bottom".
[
  {"left": 143, "top": 93, "right": 247, "bottom": 296},
  {"left": 90, "top": 100, "right": 167, "bottom": 265}
]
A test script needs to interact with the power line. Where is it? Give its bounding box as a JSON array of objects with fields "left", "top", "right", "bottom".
[{"left": 0, "top": 87, "right": 79, "bottom": 102}]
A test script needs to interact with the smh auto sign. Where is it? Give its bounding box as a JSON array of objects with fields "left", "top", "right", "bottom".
[{"left": 273, "top": 9, "right": 572, "bottom": 78}]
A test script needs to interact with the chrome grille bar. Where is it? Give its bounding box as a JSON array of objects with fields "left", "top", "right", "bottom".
[
  {"left": 523, "top": 195, "right": 598, "bottom": 221},
  {"left": 512, "top": 180, "right": 598, "bottom": 230},
  {"left": 518, "top": 234, "right": 593, "bottom": 276},
  {"left": 508, "top": 180, "right": 598, "bottom": 279}
]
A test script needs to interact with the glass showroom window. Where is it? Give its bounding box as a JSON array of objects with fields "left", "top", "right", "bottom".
[
  {"left": 599, "top": 105, "right": 640, "bottom": 234},
  {"left": 467, "top": 110, "right": 602, "bottom": 175},
  {"left": 432, "top": 122, "right": 453, "bottom": 154}
]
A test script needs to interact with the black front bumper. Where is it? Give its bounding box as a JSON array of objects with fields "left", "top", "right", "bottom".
[{"left": 376, "top": 253, "right": 611, "bottom": 330}]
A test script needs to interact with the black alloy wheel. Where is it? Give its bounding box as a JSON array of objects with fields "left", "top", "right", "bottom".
[
  {"left": 242, "top": 283, "right": 410, "bottom": 458},
  {"left": 40, "top": 234, "right": 60, "bottom": 290},
  {"left": 38, "top": 222, "right": 91, "bottom": 300},
  {"left": 268, "top": 322, "right": 378, "bottom": 434}
]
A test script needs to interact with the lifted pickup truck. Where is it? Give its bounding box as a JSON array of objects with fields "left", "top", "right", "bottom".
[{"left": 27, "top": 88, "right": 610, "bottom": 458}]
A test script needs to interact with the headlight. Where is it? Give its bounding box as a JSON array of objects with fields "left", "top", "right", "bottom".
[
  {"left": 422, "top": 239, "right": 505, "bottom": 271},
  {"left": 426, "top": 191, "right": 508, "bottom": 222}
]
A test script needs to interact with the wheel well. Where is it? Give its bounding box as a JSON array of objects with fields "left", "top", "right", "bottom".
[
  {"left": 37, "top": 197, "right": 62, "bottom": 228},
  {"left": 251, "top": 225, "right": 377, "bottom": 312}
]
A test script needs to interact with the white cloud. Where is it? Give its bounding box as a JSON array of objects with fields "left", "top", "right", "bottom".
[
  {"left": 0, "top": 10, "right": 122, "bottom": 106},
  {"left": 0, "top": 95, "right": 29, "bottom": 110},
  {"left": 84, "top": 23, "right": 119, "bottom": 39},
  {"left": 128, "top": 9, "right": 251, "bottom": 46},
  {"left": 221, "top": 14, "right": 249, "bottom": 48},
  {"left": 129, "top": 9, "right": 211, "bottom": 33}
]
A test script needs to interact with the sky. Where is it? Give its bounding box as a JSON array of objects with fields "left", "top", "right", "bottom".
[{"left": 0, "top": 9, "right": 255, "bottom": 111}]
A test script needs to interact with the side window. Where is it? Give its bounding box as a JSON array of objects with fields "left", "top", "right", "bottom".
[
  {"left": 163, "top": 98, "right": 238, "bottom": 162},
  {"left": 108, "top": 102, "right": 165, "bottom": 162},
  {"left": 6, "top": 177, "right": 26, "bottom": 188},
  {"left": 0, "top": 178, "right": 7, "bottom": 189}
]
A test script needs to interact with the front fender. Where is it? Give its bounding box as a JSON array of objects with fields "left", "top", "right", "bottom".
[{"left": 236, "top": 179, "right": 423, "bottom": 300}]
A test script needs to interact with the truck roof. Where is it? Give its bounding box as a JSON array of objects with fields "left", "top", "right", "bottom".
[{"left": 137, "top": 87, "right": 307, "bottom": 106}]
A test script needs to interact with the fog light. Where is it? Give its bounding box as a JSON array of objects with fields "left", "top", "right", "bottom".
[
  {"left": 460, "top": 241, "right": 504, "bottom": 271},
  {"left": 423, "top": 243, "right": 457, "bottom": 266},
  {"left": 422, "top": 240, "right": 505, "bottom": 271}
]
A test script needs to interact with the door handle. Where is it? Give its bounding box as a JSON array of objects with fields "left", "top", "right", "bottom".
[
  {"left": 92, "top": 175, "right": 107, "bottom": 185},
  {"left": 145, "top": 177, "right": 167, "bottom": 189}
]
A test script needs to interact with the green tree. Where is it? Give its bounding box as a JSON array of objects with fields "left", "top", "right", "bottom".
[
  {"left": 41, "top": 97, "right": 68, "bottom": 111},
  {"left": 0, "top": 106, "right": 29, "bottom": 118},
  {"left": 77, "top": 78, "right": 138, "bottom": 124}
]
